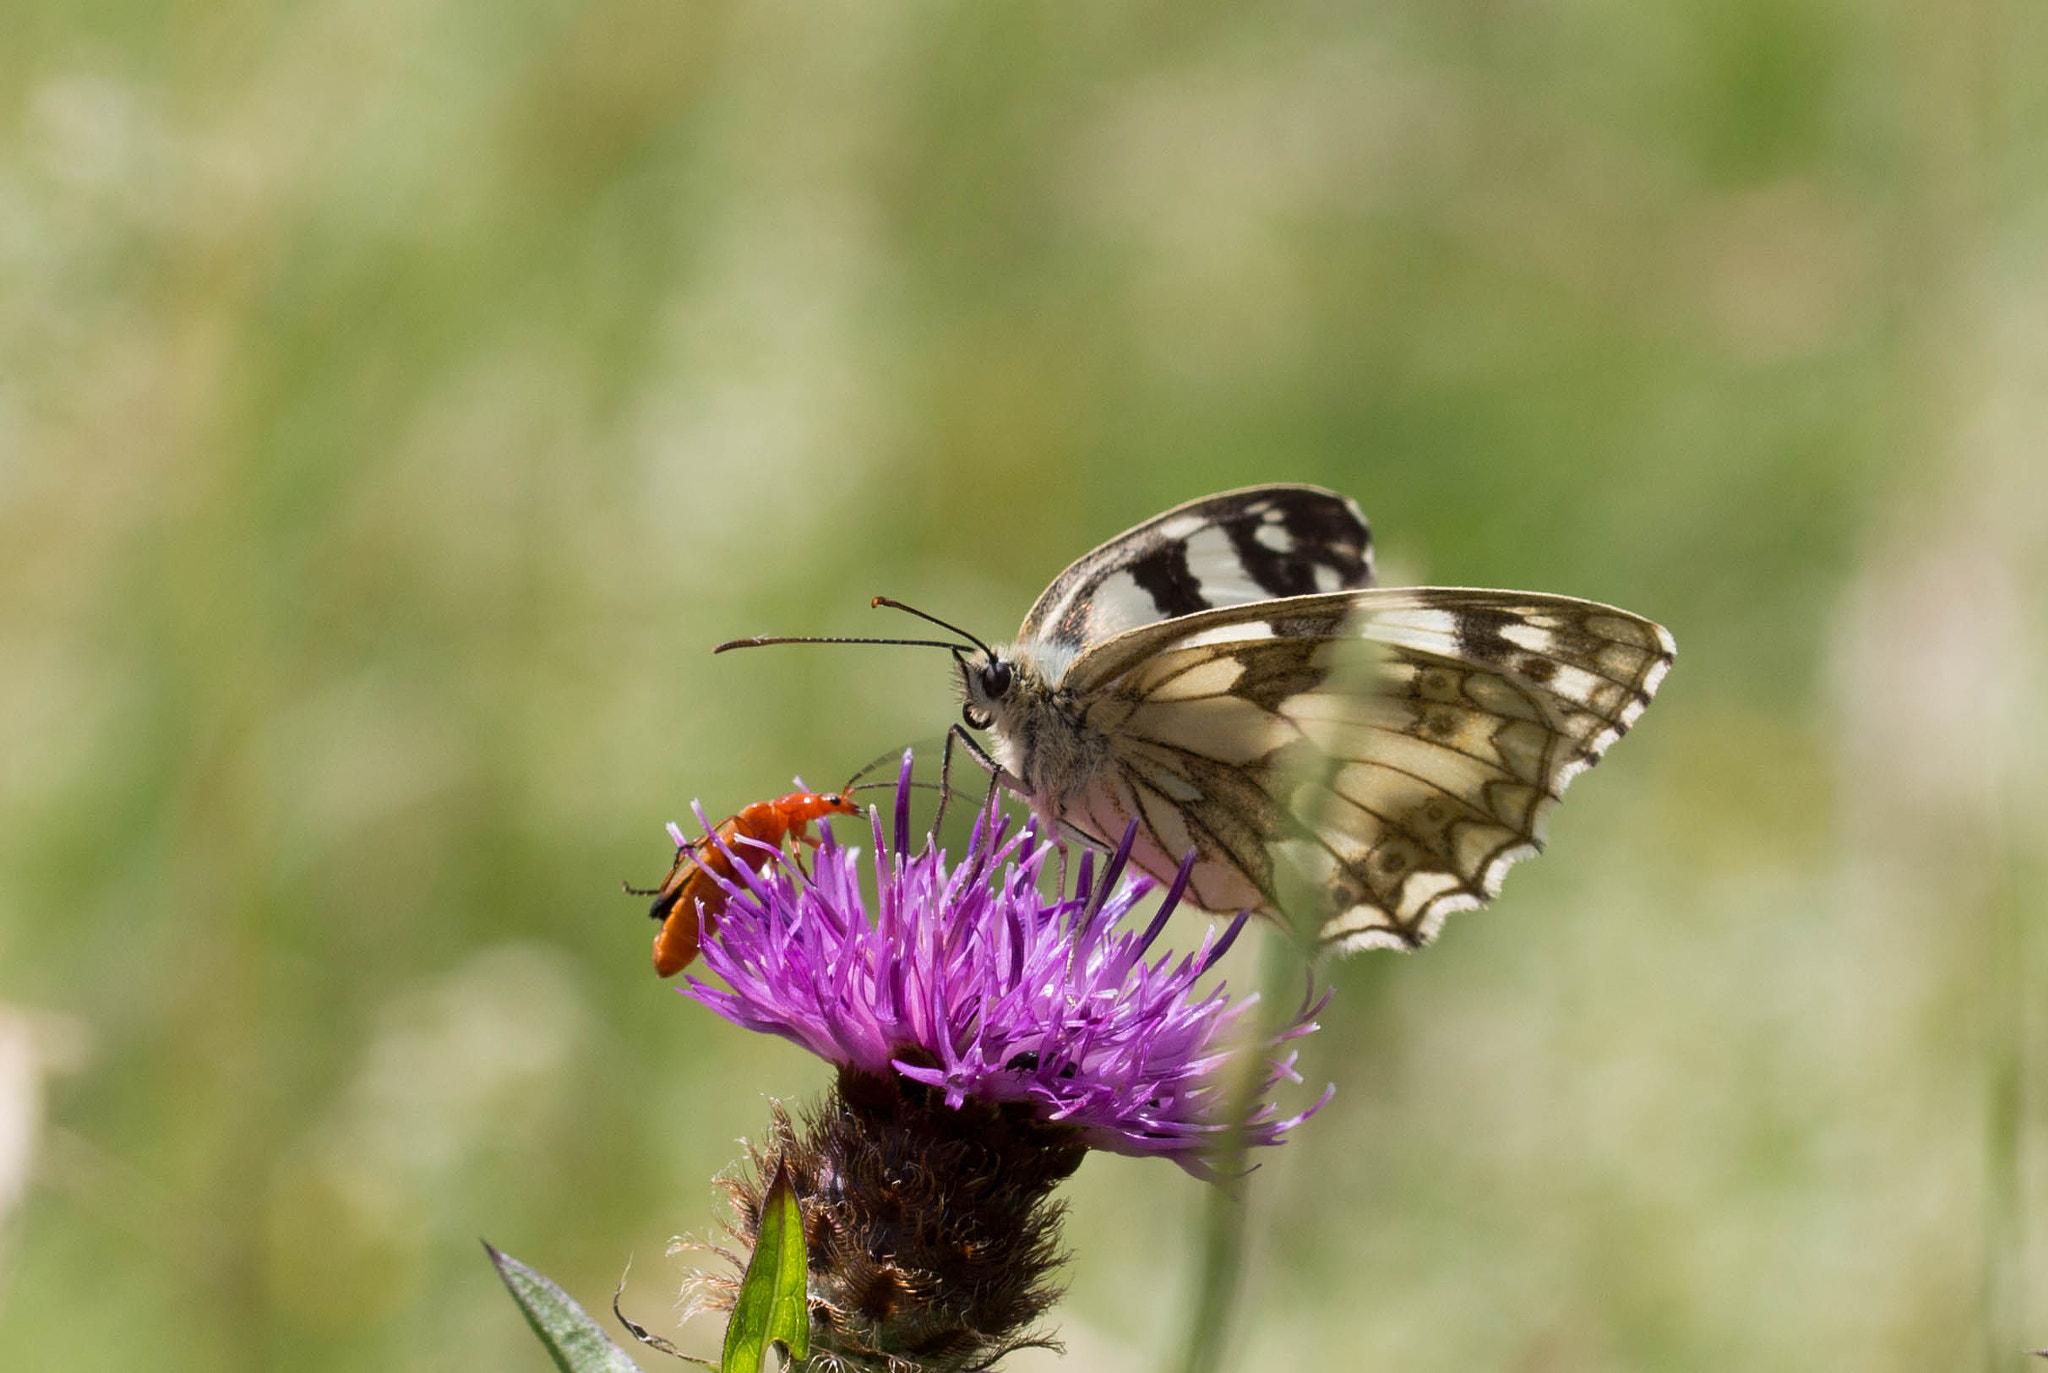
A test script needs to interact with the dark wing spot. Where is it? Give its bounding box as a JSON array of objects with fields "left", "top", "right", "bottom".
[
  {"left": 1224, "top": 637, "right": 1331, "bottom": 711},
  {"left": 1128, "top": 541, "right": 1213, "bottom": 620},
  {"left": 1419, "top": 669, "right": 1461, "bottom": 701},
  {"left": 1278, "top": 494, "right": 1373, "bottom": 585},
  {"left": 1219, "top": 495, "right": 1373, "bottom": 598},
  {"left": 1454, "top": 606, "right": 1523, "bottom": 664},
  {"left": 1421, "top": 707, "right": 1461, "bottom": 738},
  {"left": 1267, "top": 610, "right": 1347, "bottom": 640},
  {"left": 1518, "top": 655, "right": 1559, "bottom": 684},
  {"left": 1221, "top": 518, "right": 1319, "bottom": 598}
]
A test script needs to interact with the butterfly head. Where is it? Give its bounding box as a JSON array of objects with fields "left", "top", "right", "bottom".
[
  {"left": 956, "top": 640, "right": 1071, "bottom": 735},
  {"left": 957, "top": 651, "right": 1012, "bottom": 730}
]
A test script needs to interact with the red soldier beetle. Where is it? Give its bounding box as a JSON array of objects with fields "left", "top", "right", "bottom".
[{"left": 642, "top": 787, "right": 862, "bottom": 977}]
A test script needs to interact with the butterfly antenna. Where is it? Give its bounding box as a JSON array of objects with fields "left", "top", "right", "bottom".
[
  {"left": 713, "top": 633, "right": 974, "bottom": 654},
  {"left": 870, "top": 597, "right": 997, "bottom": 660}
]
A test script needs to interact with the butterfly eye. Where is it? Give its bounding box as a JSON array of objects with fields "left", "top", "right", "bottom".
[{"left": 978, "top": 660, "right": 1014, "bottom": 700}]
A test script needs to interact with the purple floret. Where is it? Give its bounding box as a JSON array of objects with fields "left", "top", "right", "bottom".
[{"left": 682, "top": 752, "right": 1330, "bottom": 1173}]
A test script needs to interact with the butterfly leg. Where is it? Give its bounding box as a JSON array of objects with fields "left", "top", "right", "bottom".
[
  {"left": 936, "top": 723, "right": 1077, "bottom": 893},
  {"left": 936, "top": 724, "right": 1018, "bottom": 833}
]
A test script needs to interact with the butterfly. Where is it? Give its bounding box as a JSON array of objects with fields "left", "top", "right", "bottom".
[{"left": 723, "top": 485, "right": 1674, "bottom": 955}]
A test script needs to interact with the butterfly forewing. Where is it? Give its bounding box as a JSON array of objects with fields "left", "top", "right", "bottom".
[
  {"left": 1015, "top": 485, "right": 1374, "bottom": 656},
  {"left": 1056, "top": 588, "right": 1674, "bottom": 953}
]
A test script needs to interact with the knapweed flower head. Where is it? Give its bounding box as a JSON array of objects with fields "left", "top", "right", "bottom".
[
  {"left": 669, "top": 752, "right": 1329, "bottom": 1372},
  {"left": 685, "top": 751, "right": 1329, "bottom": 1175}
]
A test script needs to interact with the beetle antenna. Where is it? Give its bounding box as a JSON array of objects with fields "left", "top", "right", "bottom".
[
  {"left": 847, "top": 778, "right": 942, "bottom": 798},
  {"left": 840, "top": 749, "right": 896, "bottom": 795}
]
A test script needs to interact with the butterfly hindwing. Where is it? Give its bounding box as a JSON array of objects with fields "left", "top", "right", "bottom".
[
  {"left": 1295, "top": 590, "right": 1672, "bottom": 952},
  {"left": 1015, "top": 485, "right": 1374, "bottom": 658},
  {"left": 1057, "top": 589, "right": 1675, "bottom": 952}
]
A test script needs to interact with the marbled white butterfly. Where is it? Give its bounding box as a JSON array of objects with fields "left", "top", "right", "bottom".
[{"left": 725, "top": 485, "right": 1674, "bottom": 955}]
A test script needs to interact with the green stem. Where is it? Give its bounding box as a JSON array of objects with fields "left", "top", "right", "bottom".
[{"left": 1165, "top": 922, "right": 1306, "bottom": 1373}]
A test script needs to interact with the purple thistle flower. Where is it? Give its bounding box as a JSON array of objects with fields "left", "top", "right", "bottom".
[
  {"left": 683, "top": 751, "right": 1330, "bottom": 1176},
  {"left": 657, "top": 751, "right": 1329, "bottom": 1371}
]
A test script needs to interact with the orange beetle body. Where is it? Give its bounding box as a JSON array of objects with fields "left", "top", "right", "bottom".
[{"left": 647, "top": 789, "right": 861, "bottom": 977}]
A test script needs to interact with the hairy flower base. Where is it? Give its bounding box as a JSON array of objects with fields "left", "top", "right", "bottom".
[{"left": 696, "top": 1067, "right": 1086, "bottom": 1373}]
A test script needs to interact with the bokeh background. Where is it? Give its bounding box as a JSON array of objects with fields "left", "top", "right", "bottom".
[{"left": 3, "top": 1, "right": 2044, "bottom": 1369}]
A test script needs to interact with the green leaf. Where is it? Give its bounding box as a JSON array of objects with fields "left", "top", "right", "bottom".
[
  {"left": 485, "top": 1241, "right": 646, "bottom": 1373},
  {"left": 721, "top": 1161, "right": 811, "bottom": 1373}
]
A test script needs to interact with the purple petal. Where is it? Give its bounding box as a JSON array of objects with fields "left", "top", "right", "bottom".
[{"left": 679, "top": 753, "right": 1328, "bottom": 1172}]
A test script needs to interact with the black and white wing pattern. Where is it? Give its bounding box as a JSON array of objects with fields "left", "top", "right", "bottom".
[
  {"left": 1014, "top": 485, "right": 1374, "bottom": 659},
  {"left": 1045, "top": 588, "right": 1675, "bottom": 954},
  {"left": 956, "top": 484, "right": 1673, "bottom": 955}
]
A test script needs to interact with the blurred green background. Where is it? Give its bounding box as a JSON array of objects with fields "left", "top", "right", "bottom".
[{"left": 3, "top": 1, "right": 2043, "bottom": 1369}]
